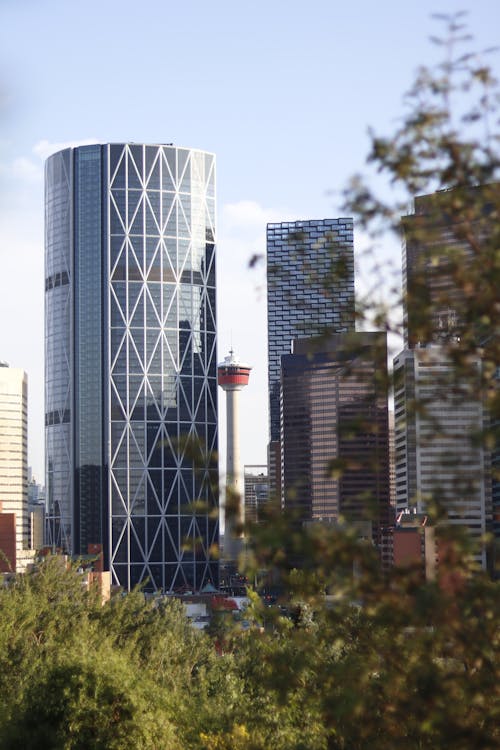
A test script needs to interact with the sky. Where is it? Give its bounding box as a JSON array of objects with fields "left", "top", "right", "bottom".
[{"left": 0, "top": 0, "right": 499, "bottom": 483}]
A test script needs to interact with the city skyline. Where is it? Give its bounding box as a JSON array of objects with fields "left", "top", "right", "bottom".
[{"left": 0, "top": 1, "right": 499, "bottom": 481}]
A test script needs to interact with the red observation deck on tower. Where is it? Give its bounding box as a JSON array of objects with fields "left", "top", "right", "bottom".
[{"left": 217, "top": 350, "right": 251, "bottom": 390}]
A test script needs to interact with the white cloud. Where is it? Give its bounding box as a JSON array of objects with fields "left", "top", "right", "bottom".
[
  {"left": 11, "top": 156, "right": 42, "bottom": 182},
  {"left": 32, "top": 138, "right": 99, "bottom": 161},
  {"left": 221, "top": 200, "right": 296, "bottom": 235},
  {"left": 217, "top": 199, "right": 298, "bottom": 337},
  {"left": 0, "top": 155, "right": 42, "bottom": 184},
  {"left": 0, "top": 138, "right": 103, "bottom": 201},
  {"left": 0, "top": 138, "right": 99, "bottom": 187},
  {"left": 219, "top": 200, "right": 299, "bottom": 284}
]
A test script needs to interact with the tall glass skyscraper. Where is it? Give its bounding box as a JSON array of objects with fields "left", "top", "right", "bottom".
[
  {"left": 266, "top": 219, "right": 355, "bottom": 497},
  {"left": 45, "top": 144, "right": 218, "bottom": 592}
]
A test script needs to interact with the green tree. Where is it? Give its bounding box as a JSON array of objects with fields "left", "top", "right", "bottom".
[{"left": 0, "top": 557, "right": 240, "bottom": 749}]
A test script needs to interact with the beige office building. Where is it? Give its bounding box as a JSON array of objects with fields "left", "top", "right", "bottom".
[
  {"left": 0, "top": 363, "right": 28, "bottom": 566},
  {"left": 393, "top": 346, "right": 491, "bottom": 570}
]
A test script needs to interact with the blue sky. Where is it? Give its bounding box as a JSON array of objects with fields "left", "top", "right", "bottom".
[{"left": 0, "top": 0, "right": 498, "bottom": 481}]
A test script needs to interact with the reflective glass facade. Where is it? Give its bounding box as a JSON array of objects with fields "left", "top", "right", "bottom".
[
  {"left": 266, "top": 219, "right": 355, "bottom": 497},
  {"left": 280, "top": 333, "right": 391, "bottom": 544},
  {"left": 46, "top": 144, "right": 218, "bottom": 592},
  {"left": 45, "top": 149, "right": 73, "bottom": 552},
  {"left": 267, "top": 219, "right": 355, "bottom": 444}
]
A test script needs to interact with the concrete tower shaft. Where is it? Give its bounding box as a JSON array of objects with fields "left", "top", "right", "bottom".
[{"left": 217, "top": 350, "right": 251, "bottom": 559}]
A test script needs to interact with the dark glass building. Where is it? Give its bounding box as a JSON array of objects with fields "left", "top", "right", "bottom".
[
  {"left": 280, "top": 332, "right": 391, "bottom": 544},
  {"left": 45, "top": 143, "right": 218, "bottom": 592},
  {"left": 266, "top": 219, "right": 355, "bottom": 496}
]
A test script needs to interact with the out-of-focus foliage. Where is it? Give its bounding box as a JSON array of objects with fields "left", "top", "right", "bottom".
[
  {"left": 339, "top": 13, "right": 500, "bottom": 582},
  {"left": 0, "top": 545, "right": 498, "bottom": 749},
  {"left": 344, "top": 13, "right": 500, "bottom": 422},
  {"left": 215, "top": 14, "right": 500, "bottom": 748}
]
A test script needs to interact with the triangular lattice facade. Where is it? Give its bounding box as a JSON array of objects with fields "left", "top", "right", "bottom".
[{"left": 45, "top": 144, "right": 219, "bottom": 592}]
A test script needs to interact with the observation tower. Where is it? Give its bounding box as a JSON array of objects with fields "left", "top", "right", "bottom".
[{"left": 217, "top": 350, "right": 251, "bottom": 560}]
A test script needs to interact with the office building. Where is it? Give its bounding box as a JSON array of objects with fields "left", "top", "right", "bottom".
[
  {"left": 388, "top": 409, "right": 396, "bottom": 508},
  {"left": 28, "top": 470, "right": 44, "bottom": 505},
  {"left": 280, "top": 332, "right": 391, "bottom": 544},
  {"left": 398, "top": 185, "right": 499, "bottom": 571},
  {"left": 267, "top": 219, "right": 355, "bottom": 496},
  {"left": 0, "top": 363, "right": 28, "bottom": 571},
  {"left": 393, "top": 346, "right": 491, "bottom": 569},
  {"left": 45, "top": 143, "right": 218, "bottom": 591},
  {"left": 27, "top": 470, "right": 45, "bottom": 551},
  {"left": 389, "top": 511, "right": 437, "bottom": 581},
  {"left": 402, "top": 184, "right": 499, "bottom": 348},
  {"left": 244, "top": 465, "right": 268, "bottom": 524}
]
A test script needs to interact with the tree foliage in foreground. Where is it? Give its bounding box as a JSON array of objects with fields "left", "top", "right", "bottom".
[
  {"left": 0, "top": 544, "right": 498, "bottom": 749},
  {"left": 1, "top": 15, "right": 499, "bottom": 750}
]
